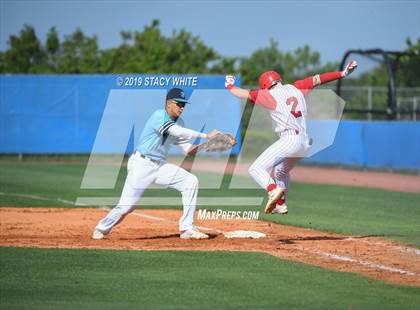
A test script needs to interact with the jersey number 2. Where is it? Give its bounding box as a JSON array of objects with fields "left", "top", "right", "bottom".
[{"left": 286, "top": 96, "right": 302, "bottom": 118}]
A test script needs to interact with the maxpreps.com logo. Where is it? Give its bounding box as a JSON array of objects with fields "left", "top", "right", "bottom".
[{"left": 197, "top": 209, "right": 260, "bottom": 220}]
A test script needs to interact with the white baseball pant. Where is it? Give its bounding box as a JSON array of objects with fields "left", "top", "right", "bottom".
[
  {"left": 248, "top": 132, "right": 310, "bottom": 200},
  {"left": 95, "top": 152, "right": 198, "bottom": 234}
]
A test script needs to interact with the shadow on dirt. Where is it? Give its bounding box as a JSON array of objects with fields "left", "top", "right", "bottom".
[
  {"left": 121, "top": 233, "right": 220, "bottom": 240},
  {"left": 277, "top": 234, "right": 389, "bottom": 244}
]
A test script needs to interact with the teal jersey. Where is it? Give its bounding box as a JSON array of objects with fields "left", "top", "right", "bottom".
[{"left": 136, "top": 109, "right": 185, "bottom": 161}]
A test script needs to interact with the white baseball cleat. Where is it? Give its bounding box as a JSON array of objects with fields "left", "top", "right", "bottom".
[
  {"left": 264, "top": 187, "right": 285, "bottom": 214},
  {"left": 180, "top": 229, "right": 209, "bottom": 240},
  {"left": 271, "top": 204, "right": 288, "bottom": 215},
  {"left": 92, "top": 229, "right": 105, "bottom": 240}
]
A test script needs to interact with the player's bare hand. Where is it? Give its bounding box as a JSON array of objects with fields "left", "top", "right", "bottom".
[
  {"left": 341, "top": 60, "right": 358, "bottom": 77},
  {"left": 225, "top": 75, "right": 235, "bottom": 88},
  {"left": 206, "top": 129, "right": 221, "bottom": 139}
]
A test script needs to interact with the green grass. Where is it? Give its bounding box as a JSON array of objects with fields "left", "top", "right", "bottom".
[
  {"left": 1, "top": 247, "right": 419, "bottom": 310},
  {"left": 1, "top": 162, "right": 419, "bottom": 309},
  {"left": 264, "top": 183, "right": 420, "bottom": 246},
  {"left": 0, "top": 162, "right": 125, "bottom": 204},
  {"left": 0, "top": 162, "right": 419, "bottom": 246}
]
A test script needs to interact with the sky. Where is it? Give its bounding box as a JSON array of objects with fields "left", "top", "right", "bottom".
[{"left": 0, "top": 0, "right": 419, "bottom": 65}]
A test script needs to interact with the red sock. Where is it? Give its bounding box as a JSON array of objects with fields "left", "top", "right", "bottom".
[
  {"left": 276, "top": 198, "right": 285, "bottom": 205},
  {"left": 267, "top": 184, "right": 285, "bottom": 205},
  {"left": 266, "top": 183, "right": 277, "bottom": 192}
]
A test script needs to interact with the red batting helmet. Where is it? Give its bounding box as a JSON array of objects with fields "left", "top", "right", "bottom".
[{"left": 259, "top": 71, "right": 282, "bottom": 89}]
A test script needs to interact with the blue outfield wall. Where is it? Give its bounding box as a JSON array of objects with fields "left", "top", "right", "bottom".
[
  {"left": 1, "top": 75, "right": 419, "bottom": 170},
  {"left": 0, "top": 74, "right": 242, "bottom": 155},
  {"left": 303, "top": 120, "right": 419, "bottom": 170}
]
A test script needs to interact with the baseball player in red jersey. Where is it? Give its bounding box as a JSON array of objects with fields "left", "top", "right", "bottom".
[{"left": 225, "top": 61, "right": 357, "bottom": 214}]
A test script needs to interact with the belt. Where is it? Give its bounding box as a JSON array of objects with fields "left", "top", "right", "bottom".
[
  {"left": 281, "top": 129, "right": 313, "bottom": 145},
  {"left": 281, "top": 129, "right": 300, "bottom": 135},
  {"left": 133, "top": 151, "right": 162, "bottom": 164}
]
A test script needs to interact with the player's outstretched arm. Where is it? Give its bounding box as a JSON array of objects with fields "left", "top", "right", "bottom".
[
  {"left": 294, "top": 60, "right": 358, "bottom": 95},
  {"left": 225, "top": 74, "right": 277, "bottom": 110},
  {"left": 168, "top": 124, "right": 208, "bottom": 140},
  {"left": 225, "top": 75, "right": 250, "bottom": 100},
  {"left": 315, "top": 60, "right": 358, "bottom": 85}
]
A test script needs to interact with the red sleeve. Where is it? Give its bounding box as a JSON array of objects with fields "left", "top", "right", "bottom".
[
  {"left": 294, "top": 72, "right": 343, "bottom": 96},
  {"left": 248, "top": 89, "right": 276, "bottom": 110},
  {"left": 293, "top": 76, "right": 314, "bottom": 96},
  {"left": 318, "top": 71, "right": 342, "bottom": 84}
]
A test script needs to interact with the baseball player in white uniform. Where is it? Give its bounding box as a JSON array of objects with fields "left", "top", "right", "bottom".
[
  {"left": 225, "top": 61, "right": 358, "bottom": 214},
  {"left": 92, "top": 88, "right": 220, "bottom": 240}
]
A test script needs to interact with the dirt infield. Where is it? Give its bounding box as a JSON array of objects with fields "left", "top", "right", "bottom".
[{"left": 1, "top": 207, "right": 419, "bottom": 287}]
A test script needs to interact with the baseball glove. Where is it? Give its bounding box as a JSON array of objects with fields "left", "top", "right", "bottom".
[{"left": 198, "top": 133, "right": 237, "bottom": 152}]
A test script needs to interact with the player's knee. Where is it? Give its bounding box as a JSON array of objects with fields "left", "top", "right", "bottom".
[{"left": 248, "top": 164, "right": 259, "bottom": 177}]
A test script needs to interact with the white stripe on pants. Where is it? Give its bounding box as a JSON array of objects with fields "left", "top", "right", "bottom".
[
  {"left": 248, "top": 133, "right": 309, "bottom": 198},
  {"left": 96, "top": 153, "right": 198, "bottom": 234},
  {"left": 273, "top": 157, "right": 300, "bottom": 201}
]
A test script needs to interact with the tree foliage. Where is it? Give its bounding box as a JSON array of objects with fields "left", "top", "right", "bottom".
[
  {"left": 2, "top": 25, "right": 44, "bottom": 73},
  {"left": 397, "top": 38, "right": 420, "bottom": 87},
  {"left": 238, "top": 39, "right": 339, "bottom": 85},
  {"left": 0, "top": 21, "right": 418, "bottom": 89}
]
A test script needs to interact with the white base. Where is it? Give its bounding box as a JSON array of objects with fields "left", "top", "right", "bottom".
[{"left": 223, "top": 230, "right": 266, "bottom": 239}]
